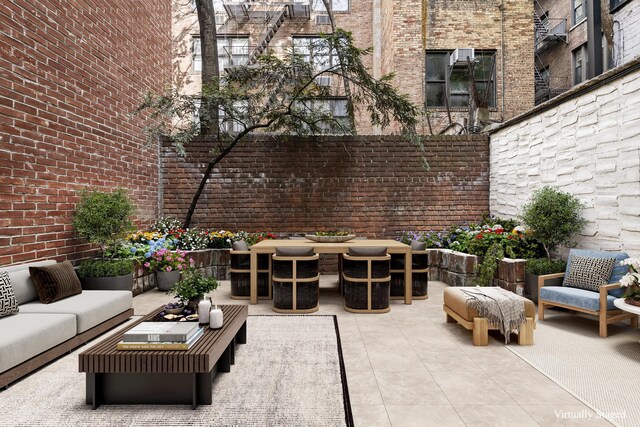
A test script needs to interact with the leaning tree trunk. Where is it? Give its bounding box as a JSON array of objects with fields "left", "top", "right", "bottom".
[{"left": 195, "top": 0, "right": 219, "bottom": 135}]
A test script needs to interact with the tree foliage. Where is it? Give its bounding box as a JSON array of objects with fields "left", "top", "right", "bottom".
[
  {"left": 73, "top": 188, "right": 135, "bottom": 259},
  {"left": 520, "top": 186, "right": 586, "bottom": 259},
  {"left": 136, "top": 29, "right": 423, "bottom": 227}
]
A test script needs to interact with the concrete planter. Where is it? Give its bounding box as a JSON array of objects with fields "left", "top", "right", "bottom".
[
  {"left": 80, "top": 273, "right": 133, "bottom": 292},
  {"left": 155, "top": 270, "right": 181, "bottom": 291}
]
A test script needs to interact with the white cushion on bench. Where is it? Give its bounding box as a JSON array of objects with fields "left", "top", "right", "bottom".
[
  {"left": 0, "top": 312, "right": 76, "bottom": 373},
  {"left": 20, "top": 290, "right": 132, "bottom": 333}
]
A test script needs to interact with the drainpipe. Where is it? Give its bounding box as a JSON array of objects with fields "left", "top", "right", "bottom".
[{"left": 499, "top": 1, "right": 506, "bottom": 120}]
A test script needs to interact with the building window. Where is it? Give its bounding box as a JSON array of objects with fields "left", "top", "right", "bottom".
[
  {"left": 610, "top": 0, "right": 631, "bottom": 12},
  {"left": 293, "top": 36, "right": 338, "bottom": 70},
  {"left": 297, "top": 98, "right": 349, "bottom": 132},
  {"left": 573, "top": 44, "right": 588, "bottom": 85},
  {"left": 217, "top": 37, "right": 249, "bottom": 70},
  {"left": 312, "top": 0, "right": 349, "bottom": 12},
  {"left": 219, "top": 101, "right": 248, "bottom": 133},
  {"left": 425, "top": 50, "right": 496, "bottom": 109},
  {"left": 573, "top": 0, "right": 587, "bottom": 24},
  {"left": 192, "top": 37, "right": 202, "bottom": 73}
]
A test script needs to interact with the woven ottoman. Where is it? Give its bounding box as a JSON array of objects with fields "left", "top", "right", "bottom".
[{"left": 443, "top": 287, "right": 536, "bottom": 346}]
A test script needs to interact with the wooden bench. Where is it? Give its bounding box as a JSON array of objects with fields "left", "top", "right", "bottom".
[
  {"left": 79, "top": 304, "right": 248, "bottom": 409},
  {"left": 443, "top": 287, "right": 535, "bottom": 346}
]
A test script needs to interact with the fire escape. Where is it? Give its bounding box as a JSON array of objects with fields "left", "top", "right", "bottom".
[
  {"left": 221, "top": 0, "right": 312, "bottom": 67},
  {"left": 534, "top": 2, "right": 568, "bottom": 104}
]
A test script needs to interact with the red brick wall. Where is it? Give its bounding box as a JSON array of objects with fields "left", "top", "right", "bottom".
[
  {"left": 162, "top": 135, "right": 490, "bottom": 237},
  {"left": 0, "top": 1, "right": 171, "bottom": 266}
]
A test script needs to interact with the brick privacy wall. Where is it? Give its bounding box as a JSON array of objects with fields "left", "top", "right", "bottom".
[
  {"left": 0, "top": 1, "right": 171, "bottom": 266},
  {"left": 161, "top": 135, "right": 490, "bottom": 237},
  {"left": 423, "top": 0, "right": 534, "bottom": 133},
  {"left": 490, "top": 61, "right": 640, "bottom": 257}
]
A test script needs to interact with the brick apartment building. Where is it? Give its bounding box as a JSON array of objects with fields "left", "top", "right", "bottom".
[
  {"left": 534, "top": 0, "right": 640, "bottom": 104},
  {"left": 173, "top": 0, "right": 534, "bottom": 134}
]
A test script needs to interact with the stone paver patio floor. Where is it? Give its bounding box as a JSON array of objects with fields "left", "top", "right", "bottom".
[{"left": 133, "top": 277, "right": 612, "bottom": 427}]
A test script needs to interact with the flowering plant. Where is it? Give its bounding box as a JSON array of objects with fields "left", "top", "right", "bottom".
[
  {"left": 620, "top": 258, "right": 640, "bottom": 302},
  {"left": 145, "top": 248, "right": 194, "bottom": 272},
  {"left": 207, "top": 230, "right": 236, "bottom": 249},
  {"left": 169, "top": 228, "right": 209, "bottom": 251}
]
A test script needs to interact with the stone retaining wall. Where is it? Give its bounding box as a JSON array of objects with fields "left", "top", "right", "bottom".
[{"left": 428, "top": 249, "right": 526, "bottom": 294}]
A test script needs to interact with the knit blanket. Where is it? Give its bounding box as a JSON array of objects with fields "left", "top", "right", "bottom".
[{"left": 460, "top": 287, "right": 526, "bottom": 344}]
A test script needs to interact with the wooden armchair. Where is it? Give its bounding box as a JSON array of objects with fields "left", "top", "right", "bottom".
[{"left": 538, "top": 250, "right": 639, "bottom": 337}]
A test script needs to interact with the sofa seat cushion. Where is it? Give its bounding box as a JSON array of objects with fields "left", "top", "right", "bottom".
[
  {"left": 540, "top": 286, "right": 617, "bottom": 312},
  {"left": 19, "top": 290, "right": 132, "bottom": 333},
  {"left": 0, "top": 312, "right": 76, "bottom": 373}
]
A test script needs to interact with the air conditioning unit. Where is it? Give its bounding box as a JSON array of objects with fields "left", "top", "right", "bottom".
[
  {"left": 316, "top": 15, "right": 331, "bottom": 25},
  {"left": 315, "top": 76, "right": 331, "bottom": 86},
  {"left": 450, "top": 48, "right": 475, "bottom": 66}
]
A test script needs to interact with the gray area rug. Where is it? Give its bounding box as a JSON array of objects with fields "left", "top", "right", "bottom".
[
  {"left": 508, "top": 311, "right": 640, "bottom": 427},
  {"left": 0, "top": 315, "right": 353, "bottom": 427}
]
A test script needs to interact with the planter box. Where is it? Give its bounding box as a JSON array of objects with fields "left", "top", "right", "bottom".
[
  {"left": 80, "top": 273, "right": 134, "bottom": 292},
  {"left": 131, "top": 248, "right": 232, "bottom": 296},
  {"left": 428, "top": 249, "right": 527, "bottom": 294}
]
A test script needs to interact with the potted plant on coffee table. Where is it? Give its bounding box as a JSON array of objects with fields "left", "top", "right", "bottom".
[
  {"left": 73, "top": 188, "right": 136, "bottom": 291},
  {"left": 167, "top": 269, "right": 219, "bottom": 310}
]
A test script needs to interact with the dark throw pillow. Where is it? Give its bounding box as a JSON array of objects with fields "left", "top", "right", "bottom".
[
  {"left": 29, "top": 261, "right": 82, "bottom": 304},
  {"left": 0, "top": 271, "right": 19, "bottom": 318},
  {"left": 349, "top": 247, "right": 387, "bottom": 257},
  {"left": 275, "top": 247, "right": 315, "bottom": 257},
  {"left": 563, "top": 255, "right": 616, "bottom": 292}
]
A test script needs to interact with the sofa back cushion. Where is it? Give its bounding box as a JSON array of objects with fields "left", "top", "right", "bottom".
[
  {"left": 0, "top": 271, "right": 19, "bottom": 318},
  {"left": 563, "top": 249, "right": 629, "bottom": 297},
  {"left": 29, "top": 261, "right": 83, "bottom": 304},
  {"left": 1, "top": 260, "right": 57, "bottom": 305}
]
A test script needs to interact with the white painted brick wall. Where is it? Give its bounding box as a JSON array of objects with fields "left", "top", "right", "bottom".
[
  {"left": 614, "top": 0, "right": 640, "bottom": 65},
  {"left": 490, "top": 67, "right": 640, "bottom": 257}
]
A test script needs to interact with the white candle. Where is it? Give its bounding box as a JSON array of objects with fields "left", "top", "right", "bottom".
[
  {"left": 198, "top": 299, "right": 212, "bottom": 324},
  {"left": 209, "top": 305, "right": 223, "bottom": 329}
]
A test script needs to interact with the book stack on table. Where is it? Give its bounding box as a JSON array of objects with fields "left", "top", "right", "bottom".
[{"left": 117, "top": 322, "right": 205, "bottom": 351}]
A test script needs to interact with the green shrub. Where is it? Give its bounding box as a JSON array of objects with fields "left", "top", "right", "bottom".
[
  {"left": 167, "top": 269, "right": 219, "bottom": 304},
  {"left": 73, "top": 188, "right": 135, "bottom": 258},
  {"left": 475, "top": 242, "right": 505, "bottom": 286},
  {"left": 78, "top": 258, "right": 134, "bottom": 278},
  {"left": 520, "top": 186, "right": 586, "bottom": 259},
  {"left": 525, "top": 258, "right": 567, "bottom": 276}
]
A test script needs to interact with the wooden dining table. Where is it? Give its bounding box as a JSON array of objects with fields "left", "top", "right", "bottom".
[{"left": 249, "top": 239, "right": 413, "bottom": 305}]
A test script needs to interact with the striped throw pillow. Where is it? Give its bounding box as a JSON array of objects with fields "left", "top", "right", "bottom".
[{"left": 29, "top": 261, "right": 82, "bottom": 304}]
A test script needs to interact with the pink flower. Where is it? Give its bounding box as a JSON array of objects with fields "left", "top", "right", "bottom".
[
  {"left": 177, "top": 264, "right": 183, "bottom": 270},
  {"left": 144, "top": 262, "right": 150, "bottom": 268},
  {"left": 177, "top": 257, "right": 184, "bottom": 262},
  {"left": 166, "top": 266, "right": 173, "bottom": 272},
  {"left": 189, "top": 259, "right": 195, "bottom": 267}
]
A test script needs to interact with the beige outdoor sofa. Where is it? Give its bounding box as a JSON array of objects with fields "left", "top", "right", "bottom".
[{"left": 0, "top": 260, "right": 133, "bottom": 389}]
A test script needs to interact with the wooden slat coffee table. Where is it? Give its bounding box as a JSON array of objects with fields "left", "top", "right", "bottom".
[{"left": 79, "top": 304, "right": 248, "bottom": 409}]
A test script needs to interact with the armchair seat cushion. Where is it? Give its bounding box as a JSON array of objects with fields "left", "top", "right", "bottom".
[{"left": 540, "top": 286, "right": 617, "bottom": 312}]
